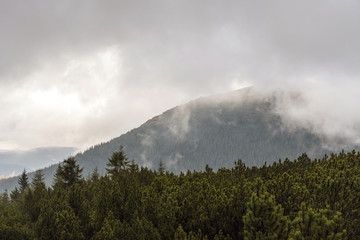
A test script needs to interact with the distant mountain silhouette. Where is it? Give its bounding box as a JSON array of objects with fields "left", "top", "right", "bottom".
[{"left": 0, "top": 147, "right": 77, "bottom": 174}]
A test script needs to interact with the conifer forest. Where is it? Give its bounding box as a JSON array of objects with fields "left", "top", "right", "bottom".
[
  {"left": 0, "top": 148, "right": 359, "bottom": 239},
  {"left": 2, "top": 0, "right": 360, "bottom": 239}
]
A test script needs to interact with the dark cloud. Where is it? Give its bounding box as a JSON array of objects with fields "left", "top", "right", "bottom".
[{"left": 0, "top": 0, "right": 359, "bottom": 150}]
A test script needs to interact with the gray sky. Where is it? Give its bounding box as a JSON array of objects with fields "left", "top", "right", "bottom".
[{"left": 1, "top": 0, "right": 360, "bottom": 151}]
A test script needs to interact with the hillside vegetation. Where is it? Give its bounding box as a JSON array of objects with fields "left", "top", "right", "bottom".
[
  {"left": 74, "top": 89, "right": 329, "bottom": 175},
  {"left": 0, "top": 149, "right": 359, "bottom": 239},
  {"left": 0, "top": 89, "right": 354, "bottom": 192}
]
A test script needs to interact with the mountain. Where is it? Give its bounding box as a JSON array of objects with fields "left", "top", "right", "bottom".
[
  {"left": 0, "top": 147, "right": 77, "bottom": 191},
  {"left": 0, "top": 147, "right": 77, "bottom": 174},
  {"left": 0, "top": 88, "right": 356, "bottom": 192},
  {"left": 0, "top": 163, "right": 24, "bottom": 176}
]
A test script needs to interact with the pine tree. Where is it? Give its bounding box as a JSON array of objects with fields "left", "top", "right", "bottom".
[
  {"left": 35, "top": 199, "right": 58, "bottom": 239},
  {"left": 24, "top": 170, "right": 47, "bottom": 223},
  {"left": 106, "top": 146, "right": 129, "bottom": 177},
  {"left": 157, "top": 160, "right": 165, "bottom": 175},
  {"left": 54, "top": 204, "right": 85, "bottom": 240},
  {"left": 31, "top": 169, "right": 45, "bottom": 188},
  {"left": 243, "top": 179, "right": 289, "bottom": 240},
  {"left": 93, "top": 211, "right": 122, "bottom": 240},
  {"left": 90, "top": 167, "right": 100, "bottom": 182},
  {"left": 128, "top": 160, "right": 139, "bottom": 173},
  {"left": 289, "top": 203, "right": 347, "bottom": 240},
  {"left": 53, "top": 157, "right": 83, "bottom": 188},
  {"left": 10, "top": 187, "right": 21, "bottom": 202},
  {"left": 18, "top": 169, "right": 29, "bottom": 192}
]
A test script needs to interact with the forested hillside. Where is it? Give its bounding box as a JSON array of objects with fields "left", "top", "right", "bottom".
[
  {"left": 0, "top": 149, "right": 359, "bottom": 239},
  {"left": 0, "top": 89, "right": 355, "bottom": 192},
  {"left": 73, "top": 89, "right": 354, "bottom": 174}
]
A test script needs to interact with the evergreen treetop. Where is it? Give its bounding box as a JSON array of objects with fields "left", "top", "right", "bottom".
[
  {"left": 106, "top": 146, "right": 129, "bottom": 177},
  {"left": 18, "top": 169, "right": 29, "bottom": 192}
]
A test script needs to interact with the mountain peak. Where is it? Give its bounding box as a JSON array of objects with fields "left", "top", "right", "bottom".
[{"left": 1, "top": 89, "right": 356, "bottom": 192}]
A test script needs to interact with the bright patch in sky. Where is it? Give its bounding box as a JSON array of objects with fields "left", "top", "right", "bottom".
[
  {"left": 0, "top": 47, "right": 125, "bottom": 151},
  {"left": 0, "top": 0, "right": 360, "bottom": 153},
  {"left": 31, "top": 89, "right": 80, "bottom": 111},
  {"left": 230, "top": 79, "right": 252, "bottom": 91}
]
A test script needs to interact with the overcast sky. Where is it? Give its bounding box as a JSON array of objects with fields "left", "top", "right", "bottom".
[{"left": 1, "top": 0, "right": 360, "bottom": 151}]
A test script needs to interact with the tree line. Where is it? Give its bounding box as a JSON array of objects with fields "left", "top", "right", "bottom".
[{"left": 0, "top": 148, "right": 359, "bottom": 239}]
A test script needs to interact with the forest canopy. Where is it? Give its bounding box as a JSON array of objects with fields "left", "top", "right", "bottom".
[{"left": 0, "top": 149, "right": 359, "bottom": 239}]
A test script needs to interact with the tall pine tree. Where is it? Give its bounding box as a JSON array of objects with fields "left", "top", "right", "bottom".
[
  {"left": 18, "top": 169, "right": 29, "bottom": 193},
  {"left": 106, "top": 146, "right": 129, "bottom": 177},
  {"left": 53, "top": 157, "right": 83, "bottom": 188}
]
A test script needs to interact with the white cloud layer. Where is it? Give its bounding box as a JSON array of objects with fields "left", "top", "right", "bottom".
[{"left": 0, "top": 0, "right": 360, "bottom": 150}]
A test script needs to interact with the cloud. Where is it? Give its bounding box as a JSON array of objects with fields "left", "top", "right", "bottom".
[
  {"left": 166, "top": 106, "right": 191, "bottom": 140},
  {"left": 272, "top": 79, "right": 360, "bottom": 144},
  {"left": 165, "top": 152, "right": 183, "bottom": 169},
  {"left": 0, "top": 172, "right": 16, "bottom": 180},
  {"left": 0, "top": 0, "right": 360, "bottom": 150},
  {"left": 138, "top": 131, "right": 155, "bottom": 168}
]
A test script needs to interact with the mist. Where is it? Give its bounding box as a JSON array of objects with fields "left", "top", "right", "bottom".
[{"left": 1, "top": 0, "right": 359, "bottom": 151}]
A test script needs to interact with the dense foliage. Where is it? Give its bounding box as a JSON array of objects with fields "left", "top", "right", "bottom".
[{"left": 0, "top": 148, "right": 359, "bottom": 239}]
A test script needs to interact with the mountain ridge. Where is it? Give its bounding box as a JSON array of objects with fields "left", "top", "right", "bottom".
[{"left": 0, "top": 88, "right": 356, "bottom": 192}]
